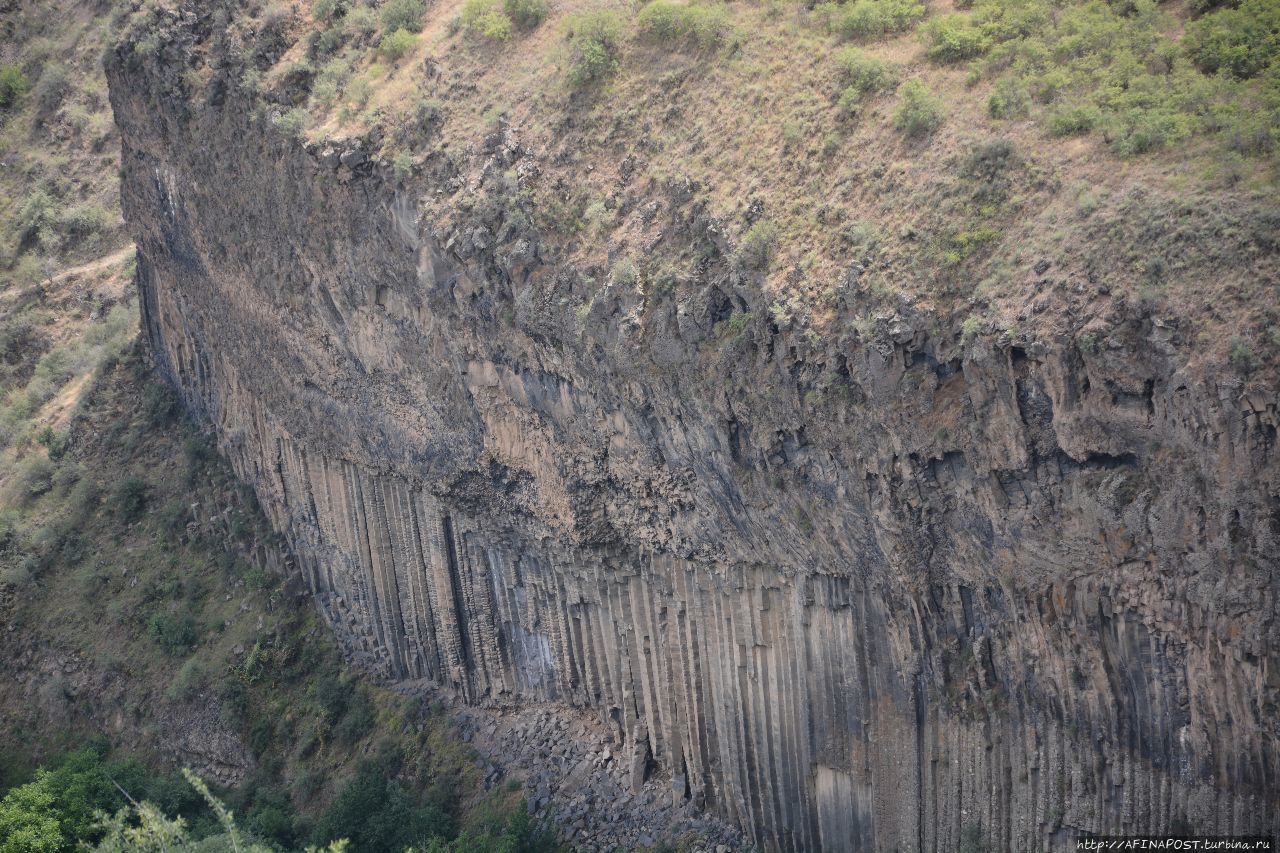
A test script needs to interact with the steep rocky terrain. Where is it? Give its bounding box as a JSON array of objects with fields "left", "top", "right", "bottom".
[{"left": 107, "top": 0, "right": 1279, "bottom": 850}]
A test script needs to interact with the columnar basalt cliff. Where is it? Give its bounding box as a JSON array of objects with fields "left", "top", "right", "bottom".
[{"left": 108, "top": 7, "right": 1279, "bottom": 851}]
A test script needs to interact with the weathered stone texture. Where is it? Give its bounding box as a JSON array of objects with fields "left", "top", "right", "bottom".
[{"left": 108, "top": 13, "right": 1279, "bottom": 850}]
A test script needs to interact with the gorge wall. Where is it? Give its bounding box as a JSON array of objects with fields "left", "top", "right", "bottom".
[{"left": 107, "top": 8, "right": 1280, "bottom": 850}]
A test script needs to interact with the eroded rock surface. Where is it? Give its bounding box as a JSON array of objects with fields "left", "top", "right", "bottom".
[{"left": 108, "top": 9, "right": 1279, "bottom": 851}]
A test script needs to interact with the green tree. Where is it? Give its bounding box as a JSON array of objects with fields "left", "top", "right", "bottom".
[{"left": 0, "top": 778, "right": 63, "bottom": 853}]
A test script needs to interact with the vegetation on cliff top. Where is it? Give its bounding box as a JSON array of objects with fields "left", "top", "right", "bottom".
[{"left": 131, "top": 0, "right": 1280, "bottom": 376}]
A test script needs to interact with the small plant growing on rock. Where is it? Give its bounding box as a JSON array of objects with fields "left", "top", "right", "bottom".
[
  {"left": 1228, "top": 336, "right": 1256, "bottom": 372},
  {"left": 715, "top": 311, "right": 754, "bottom": 337},
  {"left": 961, "top": 314, "right": 984, "bottom": 343},
  {"left": 274, "top": 106, "right": 309, "bottom": 138},
  {"left": 611, "top": 258, "right": 638, "bottom": 287},
  {"left": 739, "top": 219, "right": 780, "bottom": 270},
  {"left": 894, "top": 79, "right": 944, "bottom": 139}
]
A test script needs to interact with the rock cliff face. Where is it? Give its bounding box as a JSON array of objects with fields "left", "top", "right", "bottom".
[{"left": 108, "top": 10, "right": 1279, "bottom": 851}]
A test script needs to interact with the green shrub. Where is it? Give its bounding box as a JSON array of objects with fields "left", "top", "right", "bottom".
[
  {"left": 16, "top": 189, "right": 56, "bottom": 245},
  {"left": 58, "top": 204, "right": 113, "bottom": 240},
  {"left": 566, "top": 10, "right": 624, "bottom": 89},
  {"left": 312, "top": 0, "right": 342, "bottom": 21},
  {"left": 167, "top": 656, "right": 208, "bottom": 701},
  {"left": 956, "top": 0, "right": 1280, "bottom": 155},
  {"left": 32, "top": 63, "right": 70, "bottom": 113},
  {"left": 147, "top": 610, "right": 199, "bottom": 654},
  {"left": 479, "top": 10, "right": 514, "bottom": 39},
  {"left": 611, "top": 258, "right": 638, "bottom": 287},
  {"left": 275, "top": 106, "right": 309, "bottom": 137},
  {"left": 987, "top": 77, "right": 1028, "bottom": 118},
  {"left": 460, "top": 0, "right": 514, "bottom": 39},
  {"left": 818, "top": 0, "right": 926, "bottom": 41},
  {"left": 715, "top": 311, "right": 753, "bottom": 337},
  {"left": 740, "top": 220, "right": 780, "bottom": 270},
  {"left": 0, "top": 748, "right": 151, "bottom": 851},
  {"left": 1184, "top": 0, "right": 1280, "bottom": 79},
  {"left": 833, "top": 46, "right": 898, "bottom": 113},
  {"left": 0, "top": 64, "right": 30, "bottom": 110},
  {"left": 894, "top": 79, "right": 944, "bottom": 138},
  {"left": 110, "top": 476, "right": 148, "bottom": 521},
  {"left": 1046, "top": 102, "right": 1099, "bottom": 136},
  {"left": 924, "top": 14, "right": 991, "bottom": 62},
  {"left": 1108, "top": 106, "right": 1193, "bottom": 155},
  {"left": 1228, "top": 336, "right": 1256, "bottom": 371},
  {"left": 345, "top": 5, "right": 380, "bottom": 40},
  {"left": 379, "top": 28, "right": 418, "bottom": 60},
  {"left": 637, "top": 1, "right": 733, "bottom": 50},
  {"left": 312, "top": 750, "right": 454, "bottom": 851},
  {"left": 142, "top": 382, "right": 180, "bottom": 427},
  {"left": 504, "top": 0, "right": 549, "bottom": 30},
  {"left": 381, "top": 0, "right": 428, "bottom": 32},
  {"left": 13, "top": 455, "right": 57, "bottom": 502}
]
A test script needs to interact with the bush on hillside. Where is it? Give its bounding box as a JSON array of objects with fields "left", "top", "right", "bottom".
[
  {"left": 379, "top": 28, "right": 418, "bottom": 60},
  {"left": 32, "top": 63, "right": 70, "bottom": 113},
  {"left": 637, "top": 1, "right": 734, "bottom": 50},
  {"left": 311, "top": 750, "right": 455, "bottom": 852},
  {"left": 566, "top": 10, "right": 624, "bottom": 89},
  {"left": 381, "top": 0, "right": 427, "bottom": 33},
  {"left": 312, "top": 0, "right": 344, "bottom": 22},
  {"left": 833, "top": 46, "right": 898, "bottom": 115},
  {"left": 110, "top": 476, "right": 148, "bottom": 521},
  {"left": 894, "top": 79, "right": 944, "bottom": 138},
  {"left": 1184, "top": 0, "right": 1280, "bottom": 79},
  {"left": 816, "top": 0, "right": 926, "bottom": 41},
  {"left": 739, "top": 220, "right": 780, "bottom": 271},
  {"left": 460, "top": 0, "right": 515, "bottom": 40},
  {"left": 147, "top": 610, "right": 200, "bottom": 654},
  {"left": 0, "top": 64, "right": 30, "bottom": 110},
  {"left": 924, "top": 14, "right": 991, "bottom": 62},
  {"left": 505, "top": 0, "right": 549, "bottom": 30}
]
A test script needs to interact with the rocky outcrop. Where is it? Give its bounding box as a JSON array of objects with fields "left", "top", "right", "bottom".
[{"left": 108, "top": 8, "right": 1279, "bottom": 851}]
